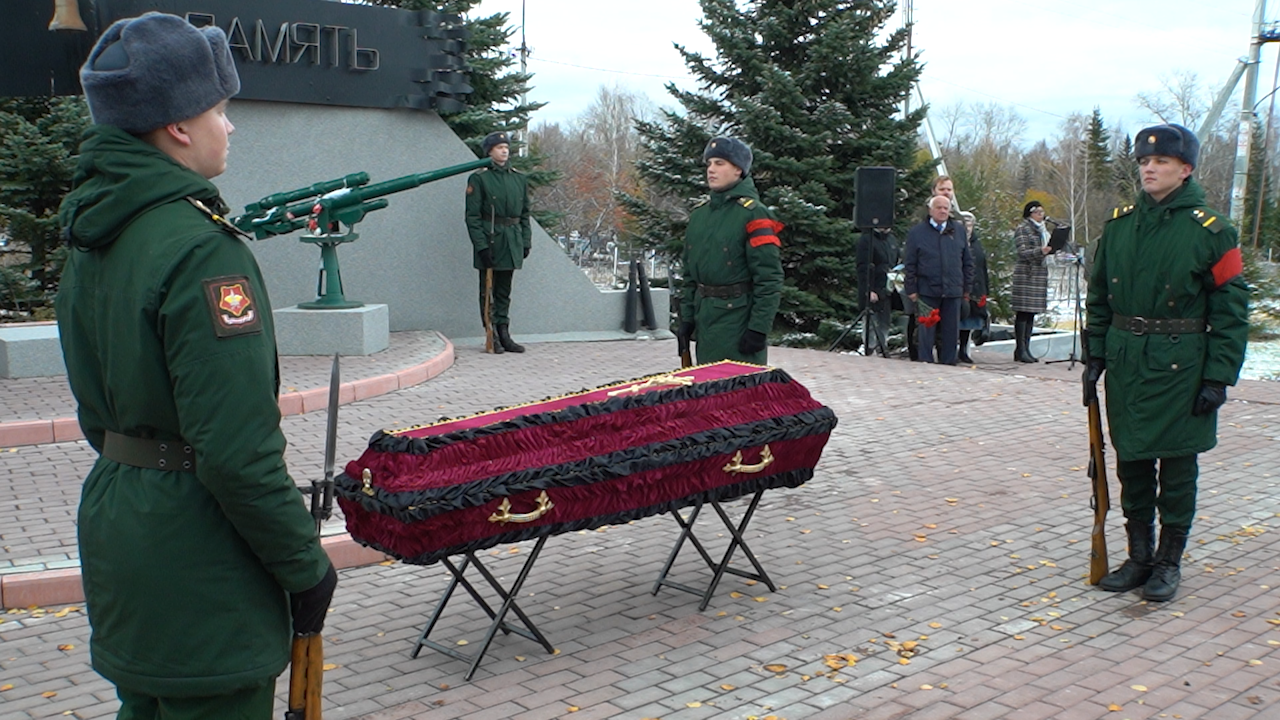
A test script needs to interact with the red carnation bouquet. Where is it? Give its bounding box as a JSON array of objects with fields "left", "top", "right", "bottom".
[{"left": 916, "top": 299, "right": 941, "bottom": 328}]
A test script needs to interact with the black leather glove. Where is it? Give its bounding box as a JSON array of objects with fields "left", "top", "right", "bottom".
[
  {"left": 1082, "top": 358, "right": 1105, "bottom": 407},
  {"left": 290, "top": 562, "right": 338, "bottom": 636},
  {"left": 478, "top": 248, "right": 494, "bottom": 268},
  {"left": 1192, "top": 381, "right": 1228, "bottom": 416},
  {"left": 675, "top": 321, "right": 694, "bottom": 356},
  {"left": 739, "top": 329, "right": 768, "bottom": 356},
  {"left": 523, "top": 246, "right": 530, "bottom": 259}
]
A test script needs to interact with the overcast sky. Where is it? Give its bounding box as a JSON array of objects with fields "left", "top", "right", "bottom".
[{"left": 473, "top": 0, "right": 1274, "bottom": 146}]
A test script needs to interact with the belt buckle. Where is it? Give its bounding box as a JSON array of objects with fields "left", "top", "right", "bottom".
[{"left": 1130, "top": 316, "right": 1147, "bottom": 336}]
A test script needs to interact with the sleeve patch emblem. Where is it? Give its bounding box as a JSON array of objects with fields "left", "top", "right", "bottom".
[{"left": 203, "top": 275, "right": 263, "bottom": 338}]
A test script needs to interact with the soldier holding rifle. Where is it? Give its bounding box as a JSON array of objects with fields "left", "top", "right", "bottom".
[
  {"left": 1084, "top": 124, "right": 1248, "bottom": 602},
  {"left": 466, "top": 131, "right": 531, "bottom": 354},
  {"left": 56, "top": 14, "right": 336, "bottom": 717},
  {"left": 676, "top": 137, "right": 784, "bottom": 365}
]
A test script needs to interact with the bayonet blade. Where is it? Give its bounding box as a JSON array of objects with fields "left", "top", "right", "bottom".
[{"left": 323, "top": 353, "right": 340, "bottom": 486}]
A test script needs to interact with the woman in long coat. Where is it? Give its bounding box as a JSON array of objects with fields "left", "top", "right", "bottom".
[
  {"left": 957, "top": 212, "right": 989, "bottom": 363},
  {"left": 1011, "top": 201, "right": 1053, "bottom": 362}
]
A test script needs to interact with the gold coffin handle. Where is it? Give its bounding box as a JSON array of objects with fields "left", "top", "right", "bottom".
[
  {"left": 723, "top": 444, "right": 774, "bottom": 474},
  {"left": 489, "top": 491, "right": 555, "bottom": 524}
]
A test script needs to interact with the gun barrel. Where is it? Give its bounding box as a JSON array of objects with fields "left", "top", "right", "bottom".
[
  {"left": 256, "top": 173, "right": 370, "bottom": 212},
  {"left": 345, "top": 157, "right": 491, "bottom": 206}
]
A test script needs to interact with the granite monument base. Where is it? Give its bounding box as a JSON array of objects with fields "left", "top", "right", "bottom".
[{"left": 274, "top": 304, "right": 390, "bottom": 356}]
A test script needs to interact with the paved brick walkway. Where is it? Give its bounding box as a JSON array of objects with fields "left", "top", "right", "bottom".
[{"left": 1, "top": 339, "right": 1277, "bottom": 720}]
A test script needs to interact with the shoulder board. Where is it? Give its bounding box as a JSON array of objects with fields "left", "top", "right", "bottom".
[
  {"left": 186, "top": 197, "right": 252, "bottom": 240},
  {"left": 1106, "top": 204, "right": 1136, "bottom": 221},
  {"left": 1189, "top": 208, "right": 1225, "bottom": 234},
  {"left": 692, "top": 198, "right": 709, "bottom": 209},
  {"left": 737, "top": 197, "right": 755, "bottom": 208}
]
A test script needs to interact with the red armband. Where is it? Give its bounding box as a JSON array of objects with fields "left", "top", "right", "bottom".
[
  {"left": 1210, "top": 247, "right": 1242, "bottom": 288},
  {"left": 747, "top": 218, "right": 784, "bottom": 248}
]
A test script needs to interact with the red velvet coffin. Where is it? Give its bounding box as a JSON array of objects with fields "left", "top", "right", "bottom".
[{"left": 336, "top": 361, "right": 838, "bottom": 565}]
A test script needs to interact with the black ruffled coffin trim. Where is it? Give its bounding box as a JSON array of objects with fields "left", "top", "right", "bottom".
[
  {"left": 351, "top": 467, "right": 814, "bottom": 566},
  {"left": 367, "top": 366, "right": 797, "bottom": 455},
  {"left": 336, "top": 407, "right": 837, "bottom": 523}
]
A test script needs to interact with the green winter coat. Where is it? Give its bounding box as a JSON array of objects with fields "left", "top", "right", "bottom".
[
  {"left": 56, "top": 126, "right": 331, "bottom": 697},
  {"left": 1085, "top": 178, "right": 1249, "bottom": 461},
  {"left": 465, "top": 162, "right": 531, "bottom": 270},
  {"left": 680, "top": 177, "right": 784, "bottom": 365}
]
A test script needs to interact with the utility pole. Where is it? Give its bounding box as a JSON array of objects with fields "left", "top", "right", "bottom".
[
  {"left": 902, "top": 0, "right": 913, "bottom": 117},
  {"left": 518, "top": 0, "right": 529, "bottom": 157},
  {"left": 1230, "top": 0, "right": 1267, "bottom": 220}
]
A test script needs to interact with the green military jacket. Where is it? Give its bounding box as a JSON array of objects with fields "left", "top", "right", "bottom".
[
  {"left": 464, "top": 162, "right": 531, "bottom": 270},
  {"left": 56, "top": 127, "right": 331, "bottom": 697},
  {"left": 680, "top": 176, "right": 784, "bottom": 364},
  {"left": 1086, "top": 178, "right": 1249, "bottom": 461}
]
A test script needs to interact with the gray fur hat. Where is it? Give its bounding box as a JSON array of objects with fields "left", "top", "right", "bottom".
[
  {"left": 80, "top": 13, "right": 240, "bottom": 135},
  {"left": 703, "top": 136, "right": 753, "bottom": 176},
  {"left": 1135, "top": 123, "right": 1200, "bottom": 168},
  {"left": 482, "top": 131, "right": 511, "bottom": 155}
]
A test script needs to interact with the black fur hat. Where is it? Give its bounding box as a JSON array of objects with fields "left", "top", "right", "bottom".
[
  {"left": 702, "top": 137, "right": 753, "bottom": 176},
  {"left": 80, "top": 13, "right": 240, "bottom": 134},
  {"left": 482, "top": 132, "right": 511, "bottom": 155},
  {"left": 1135, "top": 124, "right": 1200, "bottom": 168}
]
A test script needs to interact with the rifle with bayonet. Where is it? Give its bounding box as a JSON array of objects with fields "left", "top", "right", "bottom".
[
  {"left": 286, "top": 354, "right": 341, "bottom": 720},
  {"left": 1083, "top": 344, "right": 1110, "bottom": 585}
]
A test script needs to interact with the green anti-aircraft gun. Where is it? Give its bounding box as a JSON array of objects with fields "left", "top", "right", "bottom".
[{"left": 232, "top": 157, "right": 492, "bottom": 309}]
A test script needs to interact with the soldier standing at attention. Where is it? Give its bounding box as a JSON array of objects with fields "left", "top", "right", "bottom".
[
  {"left": 1084, "top": 124, "right": 1249, "bottom": 602},
  {"left": 466, "top": 131, "right": 531, "bottom": 353},
  {"left": 56, "top": 13, "right": 337, "bottom": 718},
  {"left": 676, "top": 137, "right": 784, "bottom": 364}
]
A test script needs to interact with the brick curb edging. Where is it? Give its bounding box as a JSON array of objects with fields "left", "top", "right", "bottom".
[
  {"left": 0, "top": 534, "right": 391, "bottom": 610},
  {"left": 0, "top": 333, "right": 455, "bottom": 448}
]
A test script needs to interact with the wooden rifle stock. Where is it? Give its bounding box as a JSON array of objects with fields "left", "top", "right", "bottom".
[
  {"left": 285, "top": 633, "right": 323, "bottom": 720},
  {"left": 1087, "top": 398, "right": 1110, "bottom": 584}
]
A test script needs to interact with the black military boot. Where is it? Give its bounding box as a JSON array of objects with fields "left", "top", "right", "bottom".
[
  {"left": 1144, "top": 525, "right": 1189, "bottom": 602},
  {"left": 1098, "top": 520, "right": 1155, "bottom": 592},
  {"left": 496, "top": 325, "right": 525, "bottom": 353},
  {"left": 957, "top": 331, "right": 973, "bottom": 364}
]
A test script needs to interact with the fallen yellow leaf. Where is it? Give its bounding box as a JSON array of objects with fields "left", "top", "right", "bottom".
[
  {"left": 1131, "top": 684, "right": 1147, "bottom": 692},
  {"left": 720, "top": 684, "right": 736, "bottom": 690},
  {"left": 0, "top": 685, "right": 13, "bottom": 692},
  {"left": 686, "top": 701, "right": 703, "bottom": 708},
  {"left": 763, "top": 663, "right": 788, "bottom": 673},
  {"left": 1248, "top": 659, "right": 1263, "bottom": 666},
  {"left": 57, "top": 644, "right": 74, "bottom": 651},
  {"left": 928, "top": 622, "right": 942, "bottom": 629},
  {"left": 567, "top": 706, "right": 580, "bottom": 712},
  {"left": 921, "top": 684, "right": 934, "bottom": 690},
  {"left": 322, "top": 663, "right": 338, "bottom": 671},
  {"left": 42, "top": 691, "right": 57, "bottom": 699},
  {"left": 1108, "top": 703, "right": 1122, "bottom": 711},
  {"left": 898, "top": 658, "right": 910, "bottom": 665}
]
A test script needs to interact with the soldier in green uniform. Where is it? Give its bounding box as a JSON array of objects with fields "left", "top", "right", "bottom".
[
  {"left": 465, "top": 131, "right": 531, "bottom": 353},
  {"left": 676, "top": 137, "right": 784, "bottom": 365},
  {"left": 56, "top": 14, "right": 336, "bottom": 718},
  {"left": 1084, "top": 124, "right": 1249, "bottom": 602}
]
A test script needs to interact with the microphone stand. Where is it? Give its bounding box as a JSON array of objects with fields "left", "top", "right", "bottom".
[{"left": 1045, "top": 222, "right": 1082, "bottom": 369}]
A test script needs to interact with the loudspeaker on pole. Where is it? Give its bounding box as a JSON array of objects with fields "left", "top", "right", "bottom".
[{"left": 854, "top": 167, "right": 896, "bottom": 230}]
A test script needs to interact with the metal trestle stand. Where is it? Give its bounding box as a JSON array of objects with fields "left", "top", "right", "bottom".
[
  {"left": 651, "top": 491, "right": 777, "bottom": 611},
  {"left": 411, "top": 536, "right": 554, "bottom": 680}
]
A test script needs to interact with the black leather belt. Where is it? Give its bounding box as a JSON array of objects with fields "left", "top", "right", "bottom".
[
  {"left": 1112, "top": 315, "right": 1206, "bottom": 335},
  {"left": 697, "top": 282, "right": 752, "bottom": 299},
  {"left": 102, "top": 431, "right": 197, "bottom": 473},
  {"left": 492, "top": 217, "right": 521, "bottom": 227}
]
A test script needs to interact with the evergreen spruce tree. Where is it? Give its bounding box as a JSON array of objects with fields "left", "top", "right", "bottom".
[
  {"left": 370, "top": 0, "right": 557, "bottom": 214},
  {"left": 621, "top": 0, "right": 930, "bottom": 336},
  {"left": 1084, "top": 108, "right": 1111, "bottom": 195},
  {"left": 0, "top": 96, "right": 89, "bottom": 317},
  {"left": 1113, "top": 134, "right": 1140, "bottom": 201}
]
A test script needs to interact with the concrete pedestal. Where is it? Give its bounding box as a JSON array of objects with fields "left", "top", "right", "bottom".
[
  {"left": 274, "top": 304, "right": 389, "bottom": 356},
  {"left": 0, "top": 323, "right": 66, "bottom": 378}
]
